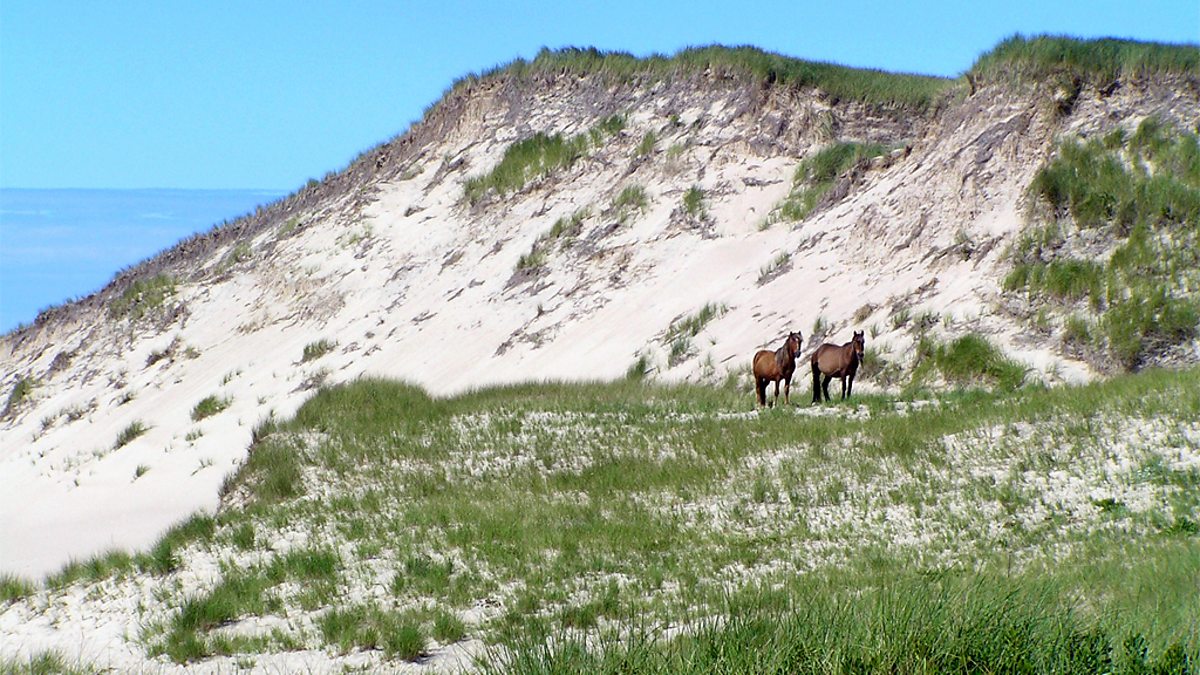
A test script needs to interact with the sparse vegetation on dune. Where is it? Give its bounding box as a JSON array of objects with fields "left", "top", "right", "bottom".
[
  {"left": 191, "top": 395, "right": 231, "bottom": 421},
  {"left": 1006, "top": 117, "right": 1200, "bottom": 370},
  {"left": 2, "top": 377, "right": 35, "bottom": 419},
  {"left": 108, "top": 273, "right": 177, "bottom": 320},
  {"left": 466, "top": 45, "right": 953, "bottom": 111},
  {"left": 301, "top": 338, "right": 336, "bottom": 362},
  {"left": 910, "top": 333, "right": 1028, "bottom": 392},
  {"left": 0, "top": 574, "right": 35, "bottom": 604},
  {"left": 771, "top": 141, "right": 890, "bottom": 223},
  {"left": 971, "top": 34, "right": 1200, "bottom": 84},
  {"left": 0, "top": 651, "right": 94, "bottom": 675},
  {"left": 516, "top": 208, "right": 591, "bottom": 271},
  {"left": 464, "top": 116, "right": 625, "bottom": 204},
  {"left": 113, "top": 420, "right": 148, "bottom": 449},
  {"left": 29, "top": 368, "right": 1196, "bottom": 668}
]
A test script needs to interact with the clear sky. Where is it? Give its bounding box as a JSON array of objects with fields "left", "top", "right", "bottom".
[{"left": 2, "top": 1, "right": 1197, "bottom": 192}]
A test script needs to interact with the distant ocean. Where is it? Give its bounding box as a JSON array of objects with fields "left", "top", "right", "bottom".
[{"left": 0, "top": 188, "right": 285, "bottom": 334}]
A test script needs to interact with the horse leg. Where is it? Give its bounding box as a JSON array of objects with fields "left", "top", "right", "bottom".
[
  {"left": 822, "top": 374, "right": 832, "bottom": 402},
  {"left": 772, "top": 379, "right": 780, "bottom": 407},
  {"left": 783, "top": 375, "right": 791, "bottom": 405},
  {"left": 846, "top": 374, "right": 854, "bottom": 399},
  {"left": 840, "top": 376, "right": 848, "bottom": 400},
  {"left": 811, "top": 363, "right": 821, "bottom": 404},
  {"left": 756, "top": 377, "right": 767, "bottom": 407}
]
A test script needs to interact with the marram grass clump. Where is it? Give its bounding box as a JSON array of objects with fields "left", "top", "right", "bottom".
[
  {"left": 465, "top": 116, "right": 625, "bottom": 204},
  {"left": 770, "top": 141, "right": 889, "bottom": 223},
  {"left": 971, "top": 34, "right": 1200, "bottom": 85},
  {"left": 1005, "top": 117, "right": 1200, "bottom": 370},
  {"left": 463, "top": 45, "right": 952, "bottom": 111}
]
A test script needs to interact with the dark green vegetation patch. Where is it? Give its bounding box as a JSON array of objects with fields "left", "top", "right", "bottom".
[
  {"left": 109, "top": 273, "right": 178, "bottom": 320},
  {"left": 464, "top": 116, "right": 625, "bottom": 204},
  {"left": 772, "top": 141, "right": 890, "bottom": 223},
  {"left": 971, "top": 34, "right": 1200, "bottom": 84},
  {"left": 1005, "top": 117, "right": 1200, "bottom": 370}
]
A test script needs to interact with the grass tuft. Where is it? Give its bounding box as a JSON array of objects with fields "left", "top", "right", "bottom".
[
  {"left": 320, "top": 605, "right": 427, "bottom": 660},
  {"left": 682, "top": 185, "right": 706, "bottom": 218},
  {"left": 191, "top": 395, "right": 231, "bottom": 422},
  {"left": 771, "top": 142, "right": 889, "bottom": 223},
  {"left": 301, "top": 339, "right": 337, "bottom": 362},
  {"left": 1, "top": 573, "right": 36, "bottom": 603},
  {"left": 109, "top": 274, "right": 177, "bottom": 320},
  {"left": 913, "top": 334, "right": 1026, "bottom": 391},
  {"left": 114, "top": 421, "right": 148, "bottom": 449},
  {"left": 465, "top": 117, "right": 625, "bottom": 204},
  {"left": 2, "top": 377, "right": 35, "bottom": 418}
]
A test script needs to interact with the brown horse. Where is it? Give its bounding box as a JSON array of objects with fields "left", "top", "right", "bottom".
[
  {"left": 811, "top": 330, "right": 865, "bottom": 404},
  {"left": 752, "top": 331, "right": 803, "bottom": 407}
]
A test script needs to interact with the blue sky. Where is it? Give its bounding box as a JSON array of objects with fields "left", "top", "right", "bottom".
[{"left": 2, "top": 1, "right": 1197, "bottom": 192}]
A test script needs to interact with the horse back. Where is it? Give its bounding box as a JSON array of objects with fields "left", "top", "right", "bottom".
[
  {"left": 813, "top": 343, "right": 850, "bottom": 377},
  {"left": 752, "top": 350, "right": 777, "bottom": 378}
]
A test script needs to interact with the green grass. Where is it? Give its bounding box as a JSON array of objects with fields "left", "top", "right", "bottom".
[
  {"left": 1004, "top": 258, "right": 1104, "bottom": 304},
  {"left": 970, "top": 34, "right": 1200, "bottom": 85},
  {"left": 682, "top": 184, "right": 705, "bottom": 218},
  {"left": 772, "top": 142, "right": 889, "bottom": 222},
  {"left": 486, "top": 566, "right": 1198, "bottom": 674},
  {"left": 46, "top": 549, "right": 137, "bottom": 590},
  {"left": 190, "top": 394, "right": 231, "bottom": 421},
  {"left": 320, "top": 605, "right": 427, "bottom": 660},
  {"left": 113, "top": 420, "right": 149, "bottom": 449},
  {"left": 140, "top": 513, "right": 216, "bottom": 575},
  {"left": 218, "top": 242, "right": 253, "bottom": 271},
  {"left": 1, "top": 573, "right": 36, "bottom": 603},
  {"left": 301, "top": 338, "right": 336, "bottom": 362},
  {"left": 0, "top": 652, "right": 95, "bottom": 675},
  {"left": 42, "top": 516, "right": 217, "bottom": 591},
  {"left": 109, "top": 273, "right": 177, "bottom": 320},
  {"left": 1007, "top": 118, "right": 1200, "bottom": 370},
  {"left": 757, "top": 252, "right": 791, "bottom": 284},
  {"left": 462, "top": 45, "right": 952, "bottom": 111},
  {"left": 912, "top": 333, "right": 1027, "bottom": 392},
  {"left": 664, "top": 302, "right": 726, "bottom": 365},
  {"left": 20, "top": 368, "right": 1200, "bottom": 669},
  {"left": 613, "top": 185, "right": 649, "bottom": 222},
  {"left": 2, "top": 376, "right": 34, "bottom": 418},
  {"left": 464, "top": 116, "right": 625, "bottom": 204},
  {"left": 635, "top": 131, "right": 657, "bottom": 157},
  {"left": 152, "top": 547, "right": 341, "bottom": 663},
  {"left": 516, "top": 208, "right": 591, "bottom": 271},
  {"left": 515, "top": 246, "right": 547, "bottom": 271}
]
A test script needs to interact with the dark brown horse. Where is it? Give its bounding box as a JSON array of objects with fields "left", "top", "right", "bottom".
[
  {"left": 752, "top": 331, "right": 803, "bottom": 407},
  {"left": 811, "top": 330, "right": 865, "bottom": 404}
]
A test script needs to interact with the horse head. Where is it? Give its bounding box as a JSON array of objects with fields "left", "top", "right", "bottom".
[
  {"left": 787, "top": 331, "right": 803, "bottom": 358},
  {"left": 852, "top": 330, "right": 865, "bottom": 360}
]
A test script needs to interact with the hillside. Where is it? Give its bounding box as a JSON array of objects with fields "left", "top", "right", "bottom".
[{"left": 1, "top": 36, "right": 1199, "bottom": 672}]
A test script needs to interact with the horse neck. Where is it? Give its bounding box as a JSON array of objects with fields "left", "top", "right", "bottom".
[{"left": 844, "top": 343, "right": 860, "bottom": 365}]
